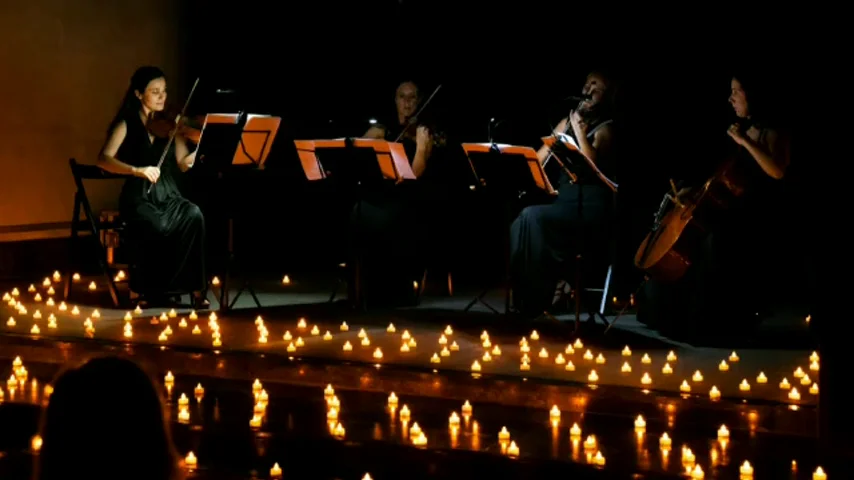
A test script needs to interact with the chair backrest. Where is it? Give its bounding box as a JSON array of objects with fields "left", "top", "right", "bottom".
[{"left": 69, "top": 158, "right": 129, "bottom": 224}]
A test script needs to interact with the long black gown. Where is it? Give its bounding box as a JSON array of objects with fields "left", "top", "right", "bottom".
[
  {"left": 509, "top": 120, "right": 616, "bottom": 316},
  {"left": 638, "top": 126, "right": 786, "bottom": 335},
  {"left": 117, "top": 113, "right": 206, "bottom": 298},
  {"left": 348, "top": 122, "right": 427, "bottom": 308}
]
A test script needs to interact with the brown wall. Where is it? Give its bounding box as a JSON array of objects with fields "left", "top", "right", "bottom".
[{"left": 0, "top": 0, "right": 184, "bottom": 241}]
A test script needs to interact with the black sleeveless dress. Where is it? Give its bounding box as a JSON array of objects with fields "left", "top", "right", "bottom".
[
  {"left": 638, "top": 126, "right": 785, "bottom": 335},
  {"left": 347, "top": 120, "right": 428, "bottom": 308},
  {"left": 117, "top": 113, "right": 206, "bottom": 297},
  {"left": 509, "top": 119, "right": 616, "bottom": 316}
]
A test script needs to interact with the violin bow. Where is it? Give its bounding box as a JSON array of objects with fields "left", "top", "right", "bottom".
[
  {"left": 146, "top": 77, "right": 200, "bottom": 194},
  {"left": 393, "top": 84, "right": 442, "bottom": 143}
]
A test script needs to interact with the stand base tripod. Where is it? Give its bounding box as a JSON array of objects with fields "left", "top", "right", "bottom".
[{"left": 213, "top": 217, "right": 262, "bottom": 311}]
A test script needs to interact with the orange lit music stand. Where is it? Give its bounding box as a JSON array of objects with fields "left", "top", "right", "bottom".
[
  {"left": 460, "top": 142, "right": 556, "bottom": 315},
  {"left": 293, "top": 137, "right": 415, "bottom": 310},
  {"left": 197, "top": 113, "right": 281, "bottom": 311}
]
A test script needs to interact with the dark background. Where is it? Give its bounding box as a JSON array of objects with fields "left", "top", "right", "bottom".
[{"left": 174, "top": 1, "right": 811, "bottom": 302}]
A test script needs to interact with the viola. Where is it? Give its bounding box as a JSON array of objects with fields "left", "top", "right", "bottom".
[
  {"left": 398, "top": 117, "right": 448, "bottom": 147},
  {"left": 146, "top": 111, "right": 203, "bottom": 144}
]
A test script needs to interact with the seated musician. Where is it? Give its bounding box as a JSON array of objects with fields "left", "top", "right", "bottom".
[
  {"left": 97, "top": 66, "right": 208, "bottom": 308},
  {"left": 349, "top": 80, "right": 439, "bottom": 308},
  {"left": 639, "top": 71, "right": 791, "bottom": 335},
  {"left": 510, "top": 70, "right": 618, "bottom": 317}
]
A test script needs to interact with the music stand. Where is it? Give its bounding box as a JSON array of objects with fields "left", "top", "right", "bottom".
[
  {"left": 460, "top": 142, "right": 556, "bottom": 314},
  {"left": 294, "top": 138, "right": 414, "bottom": 310},
  {"left": 197, "top": 113, "right": 282, "bottom": 310},
  {"left": 540, "top": 133, "right": 618, "bottom": 329}
]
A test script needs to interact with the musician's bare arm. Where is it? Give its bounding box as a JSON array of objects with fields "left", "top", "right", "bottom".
[
  {"left": 363, "top": 126, "right": 386, "bottom": 139},
  {"left": 537, "top": 117, "right": 569, "bottom": 163},
  {"left": 98, "top": 121, "right": 138, "bottom": 176},
  {"left": 748, "top": 128, "right": 790, "bottom": 180},
  {"left": 175, "top": 135, "right": 197, "bottom": 172}
]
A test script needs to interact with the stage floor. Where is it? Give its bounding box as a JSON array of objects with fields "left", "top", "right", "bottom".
[{"left": 0, "top": 273, "right": 826, "bottom": 479}]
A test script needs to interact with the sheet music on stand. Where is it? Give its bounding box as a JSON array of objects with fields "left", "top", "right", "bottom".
[
  {"left": 197, "top": 113, "right": 281, "bottom": 169},
  {"left": 463, "top": 143, "right": 556, "bottom": 198}
]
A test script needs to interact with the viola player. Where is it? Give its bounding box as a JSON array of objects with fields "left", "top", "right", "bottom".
[
  {"left": 510, "top": 70, "right": 619, "bottom": 317},
  {"left": 97, "top": 66, "right": 208, "bottom": 308}
]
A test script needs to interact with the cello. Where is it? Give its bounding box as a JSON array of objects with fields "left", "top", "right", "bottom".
[{"left": 634, "top": 120, "right": 757, "bottom": 282}]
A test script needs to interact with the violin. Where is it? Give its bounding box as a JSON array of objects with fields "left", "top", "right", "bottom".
[{"left": 146, "top": 110, "right": 203, "bottom": 144}]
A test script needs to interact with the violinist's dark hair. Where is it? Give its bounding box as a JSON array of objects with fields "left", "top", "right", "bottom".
[
  {"left": 108, "top": 66, "right": 166, "bottom": 134},
  {"left": 395, "top": 79, "right": 421, "bottom": 98},
  {"left": 33, "top": 355, "right": 182, "bottom": 480}
]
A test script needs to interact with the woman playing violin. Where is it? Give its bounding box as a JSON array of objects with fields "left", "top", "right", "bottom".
[
  {"left": 97, "top": 66, "right": 208, "bottom": 308},
  {"left": 363, "top": 80, "right": 436, "bottom": 178}
]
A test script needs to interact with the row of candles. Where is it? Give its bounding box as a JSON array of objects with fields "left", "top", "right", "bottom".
[{"left": 4, "top": 278, "right": 821, "bottom": 406}]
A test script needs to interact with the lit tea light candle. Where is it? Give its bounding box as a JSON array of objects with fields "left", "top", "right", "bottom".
[
  {"left": 810, "top": 383, "right": 819, "bottom": 395},
  {"left": 30, "top": 324, "right": 40, "bottom": 335},
  {"left": 445, "top": 325, "right": 454, "bottom": 335},
  {"left": 622, "top": 346, "right": 632, "bottom": 356},
  {"left": 491, "top": 345, "right": 501, "bottom": 356},
  {"left": 286, "top": 343, "right": 296, "bottom": 353},
  {"left": 690, "top": 464, "right": 704, "bottom": 479},
  {"left": 521, "top": 353, "right": 530, "bottom": 363},
  {"left": 212, "top": 338, "right": 221, "bottom": 347},
  {"left": 519, "top": 337, "right": 528, "bottom": 346},
  {"left": 6, "top": 317, "right": 15, "bottom": 327},
  {"left": 621, "top": 362, "right": 632, "bottom": 373},
  {"left": 88, "top": 281, "right": 97, "bottom": 291},
  {"left": 249, "top": 414, "right": 262, "bottom": 428},
  {"left": 450, "top": 341, "right": 459, "bottom": 351},
  {"left": 518, "top": 360, "right": 530, "bottom": 371},
  {"left": 34, "top": 293, "right": 42, "bottom": 302},
  {"left": 779, "top": 378, "right": 790, "bottom": 389},
  {"left": 506, "top": 441, "right": 519, "bottom": 457},
  {"left": 195, "top": 383, "right": 204, "bottom": 399},
  {"left": 430, "top": 353, "right": 440, "bottom": 364},
  {"left": 800, "top": 374, "right": 812, "bottom": 386},
  {"left": 595, "top": 353, "right": 606, "bottom": 364},
  {"left": 659, "top": 432, "right": 672, "bottom": 448},
  {"left": 461, "top": 401, "right": 472, "bottom": 415},
  {"left": 588, "top": 370, "right": 599, "bottom": 382},
  {"left": 570, "top": 423, "right": 582, "bottom": 437},
  {"left": 360, "top": 336, "right": 370, "bottom": 346},
  {"left": 680, "top": 380, "right": 691, "bottom": 393},
  {"left": 342, "top": 341, "right": 352, "bottom": 351},
  {"left": 133, "top": 305, "right": 142, "bottom": 315},
  {"left": 401, "top": 343, "right": 411, "bottom": 353},
  {"left": 709, "top": 386, "right": 721, "bottom": 400},
  {"left": 520, "top": 343, "right": 530, "bottom": 353},
  {"left": 71, "top": 305, "right": 80, "bottom": 315},
  {"left": 270, "top": 463, "right": 282, "bottom": 478},
  {"left": 408, "top": 338, "right": 417, "bottom": 347},
  {"left": 682, "top": 447, "right": 695, "bottom": 464},
  {"left": 191, "top": 325, "right": 201, "bottom": 335},
  {"left": 178, "top": 318, "right": 187, "bottom": 328},
  {"left": 33, "top": 310, "right": 42, "bottom": 319},
  {"left": 793, "top": 367, "right": 805, "bottom": 378},
  {"left": 310, "top": 325, "right": 320, "bottom": 336},
  {"left": 718, "top": 424, "right": 729, "bottom": 439},
  {"left": 565, "top": 360, "right": 576, "bottom": 371},
  {"left": 583, "top": 435, "right": 596, "bottom": 450},
  {"left": 555, "top": 353, "right": 566, "bottom": 365},
  {"left": 634, "top": 415, "right": 646, "bottom": 430},
  {"left": 810, "top": 360, "right": 820, "bottom": 372},
  {"left": 53, "top": 271, "right": 61, "bottom": 282},
  {"left": 387, "top": 392, "right": 398, "bottom": 406},
  {"left": 810, "top": 351, "right": 820, "bottom": 363},
  {"left": 530, "top": 330, "right": 540, "bottom": 341},
  {"left": 295, "top": 337, "right": 305, "bottom": 347},
  {"left": 400, "top": 405, "right": 411, "bottom": 420},
  {"left": 45, "top": 297, "right": 54, "bottom": 307},
  {"left": 282, "top": 275, "right": 291, "bottom": 284},
  {"left": 471, "top": 360, "right": 482, "bottom": 372},
  {"left": 719, "top": 360, "right": 729, "bottom": 372},
  {"left": 813, "top": 466, "right": 827, "bottom": 480},
  {"left": 327, "top": 407, "right": 339, "bottom": 421},
  {"left": 565, "top": 344, "right": 575, "bottom": 355},
  {"left": 438, "top": 334, "right": 448, "bottom": 345},
  {"left": 740, "top": 379, "right": 751, "bottom": 392},
  {"left": 641, "top": 353, "right": 651, "bottom": 364},
  {"left": 583, "top": 349, "right": 593, "bottom": 361},
  {"left": 788, "top": 387, "right": 801, "bottom": 401},
  {"left": 657, "top": 361, "right": 672, "bottom": 375},
  {"left": 480, "top": 330, "right": 489, "bottom": 341},
  {"left": 252, "top": 379, "right": 262, "bottom": 393},
  {"left": 409, "top": 422, "right": 422, "bottom": 437},
  {"left": 333, "top": 423, "right": 345, "bottom": 437},
  {"left": 340, "top": 321, "right": 349, "bottom": 331},
  {"left": 594, "top": 450, "right": 606, "bottom": 466},
  {"left": 728, "top": 351, "right": 739, "bottom": 362},
  {"left": 11, "top": 288, "right": 20, "bottom": 296},
  {"left": 178, "top": 393, "right": 189, "bottom": 408},
  {"left": 28, "top": 284, "right": 36, "bottom": 293},
  {"left": 357, "top": 328, "right": 366, "bottom": 338},
  {"left": 740, "top": 460, "right": 753, "bottom": 476},
  {"left": 297, "top": 318, "right": 307, "bottom": 329},
  {"left": 641, "top": 373, "right": 652, "bottom": 385},
  {"left": 178, "top": 409, "right": 190, "bottom": 423},
  {"left": 480, "top": 351, "right": 490, "bottom": 361},
  {"left": 386, "top": 323, "right": 396, "bottom": 333},
  {"left": 165, "top": 372, "right": 175, "bottom": 386},
  {"left": 692, "top": 370, "right": 703, "bottom": 382},
  {"left": 188, "top": 310, "right": 197, "bottom": 320},
  {"left": 323, "top": 331, "right": 332, "bottom": 340},
  {"left": 498, "top": 426, "right": 511, "bottom": 441},
  {"left": 449, "top": 412, "right": 460, "bottom": 426},
  {"left": 373, "top": 347, "right": 383, "bottom": 359},
  {"left": 756, "top": 372, "right": 768, "bottom": 383},
  {"left": 574, "top": 339, "right": 584, "bottom": 349},
  {"left": 539, "top": 348, "right": 549, "bottom": 359}
]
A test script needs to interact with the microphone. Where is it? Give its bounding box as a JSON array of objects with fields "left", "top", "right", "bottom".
[{"left": 562, "top": 93, "right": 593, "bottom": 102}]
